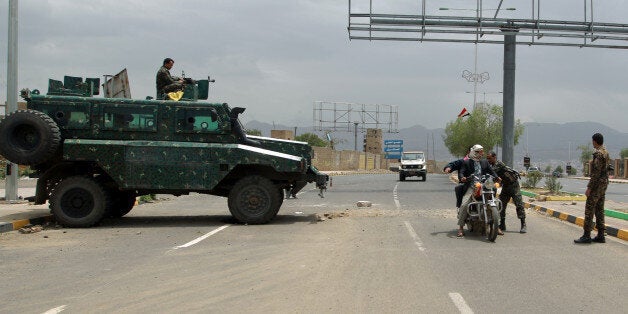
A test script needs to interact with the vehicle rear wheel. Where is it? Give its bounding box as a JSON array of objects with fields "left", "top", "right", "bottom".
[
  {"left": 487, "top": 205, "right": 500, "bottom": 242},
  {"left": 50, "top": 176, "right": 109, "bottom": 227},
  {"left": 108, "top": 190, "right": 137, "bottom": 218},
  {"left": 0, "top": 109, "right": 61, "bottom": 165},
  {"left": 228, "top": 176, "right": 281, "bottom": 224}
]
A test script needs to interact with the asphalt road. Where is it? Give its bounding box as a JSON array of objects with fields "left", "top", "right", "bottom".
[
  {"left": 1, "top": 173, "right": 626, "bottom": 313},
  {"left": 557, "top": 177, "right": 628, "bottom": 203}
]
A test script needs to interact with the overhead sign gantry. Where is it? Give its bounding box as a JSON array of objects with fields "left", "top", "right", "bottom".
[{"left": 347, "top": 0, "right": 628, "bottom": 167}]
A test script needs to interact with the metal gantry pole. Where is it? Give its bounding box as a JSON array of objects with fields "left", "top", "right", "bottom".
[
  {"left": 502, "top": 33, "right": 516, "bottom": 168},
  {"left": 5, "top": 0, "right": 19, "bottom": 201}
]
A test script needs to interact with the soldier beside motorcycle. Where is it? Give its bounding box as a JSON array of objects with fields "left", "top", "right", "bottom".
[
  {"left": 486, "top": 151, "right": 527, "bottom": 234},
  {"left": 452, "top": 145, "right": 528, "bottom": 238}
]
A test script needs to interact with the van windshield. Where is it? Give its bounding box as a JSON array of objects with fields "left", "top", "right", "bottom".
[{"left": 402, "top": 153, "right": 423, "bottom": 160}]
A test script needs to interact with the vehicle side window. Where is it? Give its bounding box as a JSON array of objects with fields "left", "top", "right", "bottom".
[
  {"left": 175, "top": 107, "right": 220, "bottom": 133},
  {"left": 41, "top": 103, "right": 91, "bottom": 129},
  {"left": 102, "top": 105, "right": 157, "bottom": 131}
]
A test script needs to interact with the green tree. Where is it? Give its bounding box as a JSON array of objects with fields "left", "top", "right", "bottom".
[
  {"left": 295, "top": 133, "right": 327, "bottom": 147},
  {"left": 443, "top": 104, "right": 524, "bottom": 157},
  {"left": 544, "top": 165, "right": 552, "bottom": 173},
  {"left": 554, "top": 165, "right": 563, "bottom": 174},
  {"left": 245, "top": 129, "right": 262, "bottom": 136},
  {"left": 578, "top": 144, "right": 593, "bottom": 176},
  {"left": 621, "top": 148, "right": 628, "bottom": 159}
]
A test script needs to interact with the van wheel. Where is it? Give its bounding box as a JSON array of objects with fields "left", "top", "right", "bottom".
[
  {"left": 228, "top": 176, "right": 280, "bottom": 224},
  {"left": 0, "top": 109, "right": 61, "bottom": 165},
  {"left": 50, "top": 176, "right": 109, "bottom": 227}
]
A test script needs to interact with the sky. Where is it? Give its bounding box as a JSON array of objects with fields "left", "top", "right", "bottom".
[{"left": 1, "top": 0, "right": 627, "bottom": 133}]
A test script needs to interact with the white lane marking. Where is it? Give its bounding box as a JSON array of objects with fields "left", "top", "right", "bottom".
[
  {"left": 393, "top": 183, "right": 401, "bottom": 210},
  {"left": 42, "top": 305, "right": 67, "bottom": 314},
  {"left": 173, "top": 225, "right": 230, "bottom": 249},
  {"left": 404, "top": 221, "right": 426, "bottom": 252},
  {"left": 449, "top": 292, "right": 474, "bottom": 314}
]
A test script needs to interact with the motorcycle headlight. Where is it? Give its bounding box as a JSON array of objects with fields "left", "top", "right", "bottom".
[{"left": 484, "top": 179, "right": 495, "bottom": 190}]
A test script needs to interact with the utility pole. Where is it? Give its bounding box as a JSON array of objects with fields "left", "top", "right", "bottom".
[
  {"left": 502, "top": 32, "right": 517, "bottom": 168},
  {"left": 5, "top": 0, "right": 19, "bottom": 201},
  {"left": 353, "top": 122, "right": 358, "bottom": 151}
]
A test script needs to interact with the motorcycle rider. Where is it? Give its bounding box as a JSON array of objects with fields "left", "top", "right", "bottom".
[
  {"left": 486, "top": 151, "right": 527, "bottom": 234},
  {"left": 456, "top": 144, "right": 498, "bottom": 238},
  {"left": 443, "top": 146, "right": 473, "bottom": 208}
]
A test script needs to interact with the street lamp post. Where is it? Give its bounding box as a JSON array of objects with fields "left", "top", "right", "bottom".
[
  {"left": 6, "top": 0, "right": 19, "bottom": 201},
  {"left": 465, "top": 91, "right": 503, "bottom": 105},
  {"left": 440, "top": 7, "right": 515, "bottom": 110}
]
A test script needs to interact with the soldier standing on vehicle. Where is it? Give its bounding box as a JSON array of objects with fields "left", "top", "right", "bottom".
[
  {"left": 156, "top": 57, "right": 184, "bottom": 98},
  {"left": 487, "top": 151, "right": 527, "bottom": 234},
  {"left": 575, "top": 132, "right": 610, "bottom": 244}
]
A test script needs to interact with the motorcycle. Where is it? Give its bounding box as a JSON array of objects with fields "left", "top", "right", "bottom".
[{"left": 463, "top": 174, "right": 503, "bottom": 242}]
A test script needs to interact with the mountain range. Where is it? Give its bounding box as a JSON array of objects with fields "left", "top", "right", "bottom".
[{"left": 244, "top": 120, "right": 628, "bottom": 171}]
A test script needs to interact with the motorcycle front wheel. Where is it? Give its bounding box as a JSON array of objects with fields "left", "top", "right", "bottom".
[{"left": 486, "top": 205, "right": 500, "bottom": 242}]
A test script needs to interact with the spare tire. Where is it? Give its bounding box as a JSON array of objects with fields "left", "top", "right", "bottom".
[{"left": 0, "top": 109, "right": 61, "bottom": 165}]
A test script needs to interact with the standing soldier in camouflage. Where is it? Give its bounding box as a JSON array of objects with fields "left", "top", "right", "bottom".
[
  {"left": 575, "top": 133, "right": 610, "bottom": 244},
  {"left": 487, "top": 151, "right": 527, "bottom": 234}
]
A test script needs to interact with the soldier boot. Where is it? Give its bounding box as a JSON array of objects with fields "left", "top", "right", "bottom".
[
  {"left": 592, "top": 230, "right": 605, "bottom": 243},
  {"left": 574, "top": 231, "right": 592, "bottom": 244},
  {"left": 520, "top": 218, "right": 527, "bottom": 234}
]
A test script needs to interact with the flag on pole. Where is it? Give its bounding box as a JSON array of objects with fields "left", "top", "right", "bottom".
[{"left": 457, "top": 107, "right": 470, "bottom": 118}]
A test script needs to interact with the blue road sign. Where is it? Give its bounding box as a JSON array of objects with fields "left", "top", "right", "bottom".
[
  {"left": 384, "top": 140, "right": 403, "bottom": 145},
  {"left": 384, "top": 146, "right": 402, "bottom": 152},
  {"left": 386, "top": 153, "right": 402, "bottom": 159}
]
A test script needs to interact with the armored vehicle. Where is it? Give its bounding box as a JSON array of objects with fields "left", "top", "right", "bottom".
[
  {"left": 0, "top": 75, "right": 327, "bottom": 227},
  {"left": 398, "top": 151, "right": 427, "bottom": 181}
]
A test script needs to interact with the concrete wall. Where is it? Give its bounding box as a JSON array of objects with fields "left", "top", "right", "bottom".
[
  {"left": 312, "top": 147, "right": 431, "bottom": 172},
  {"left": 313, "top": 147, "right": 388, "bottom": 171}
]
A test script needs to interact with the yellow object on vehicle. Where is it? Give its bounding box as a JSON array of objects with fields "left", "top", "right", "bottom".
[{"left": 167, "top": 90, "right": 184, "bottom": 101}]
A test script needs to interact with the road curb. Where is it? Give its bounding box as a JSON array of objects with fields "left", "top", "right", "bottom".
[
  {"left": 525, "top": 202, "right": 628, "bottom": 241},
  {"left": 0, "top": 215, "right": 54, "bottom": 234}
]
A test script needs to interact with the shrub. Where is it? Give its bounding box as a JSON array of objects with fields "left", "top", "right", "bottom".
[
  {"left": 544, "top": 176, "right": 563, "bottom": 194},
  {"left": 522, "top": 171, "right": 543, "bottom": 188},
  {"left": 139, "top": 194, "right": 157, "bottom": 203}
]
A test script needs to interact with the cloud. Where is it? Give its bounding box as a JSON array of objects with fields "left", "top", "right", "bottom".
[{"left": 1, "top": 0, "right": 627, "bottom": 133}]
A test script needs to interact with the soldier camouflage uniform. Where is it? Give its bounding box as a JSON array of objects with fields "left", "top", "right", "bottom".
[
  {"left": 492, "top": 160, "right": 526, "bottom": 222},
  {"left": 584, "top": 145, "right": 609, "bottom": 233},
  {"left": 156, "top": 66, "right": 183, "bottom": 98}
]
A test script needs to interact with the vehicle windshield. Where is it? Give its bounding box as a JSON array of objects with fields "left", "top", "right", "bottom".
[{"left": 402, "top": 153, "right": 424, "bottom": 160}]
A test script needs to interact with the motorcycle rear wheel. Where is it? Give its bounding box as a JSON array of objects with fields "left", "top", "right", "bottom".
[{"left": 487, "top": 205, "right": 500, "bottom": 242}]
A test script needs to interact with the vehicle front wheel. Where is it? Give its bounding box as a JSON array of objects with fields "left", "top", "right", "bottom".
[
  {"left": 399, "top": 173, "right": 406, "bottom": 181},
  {"left": 487, "top": 205, "right": 500, "bottom": 242},
  {"left": 228, "top": 176, "right": 281, "bottom": 224},
  {"left": 50, "top": 176, "right": 109, "bottom": 227}
]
